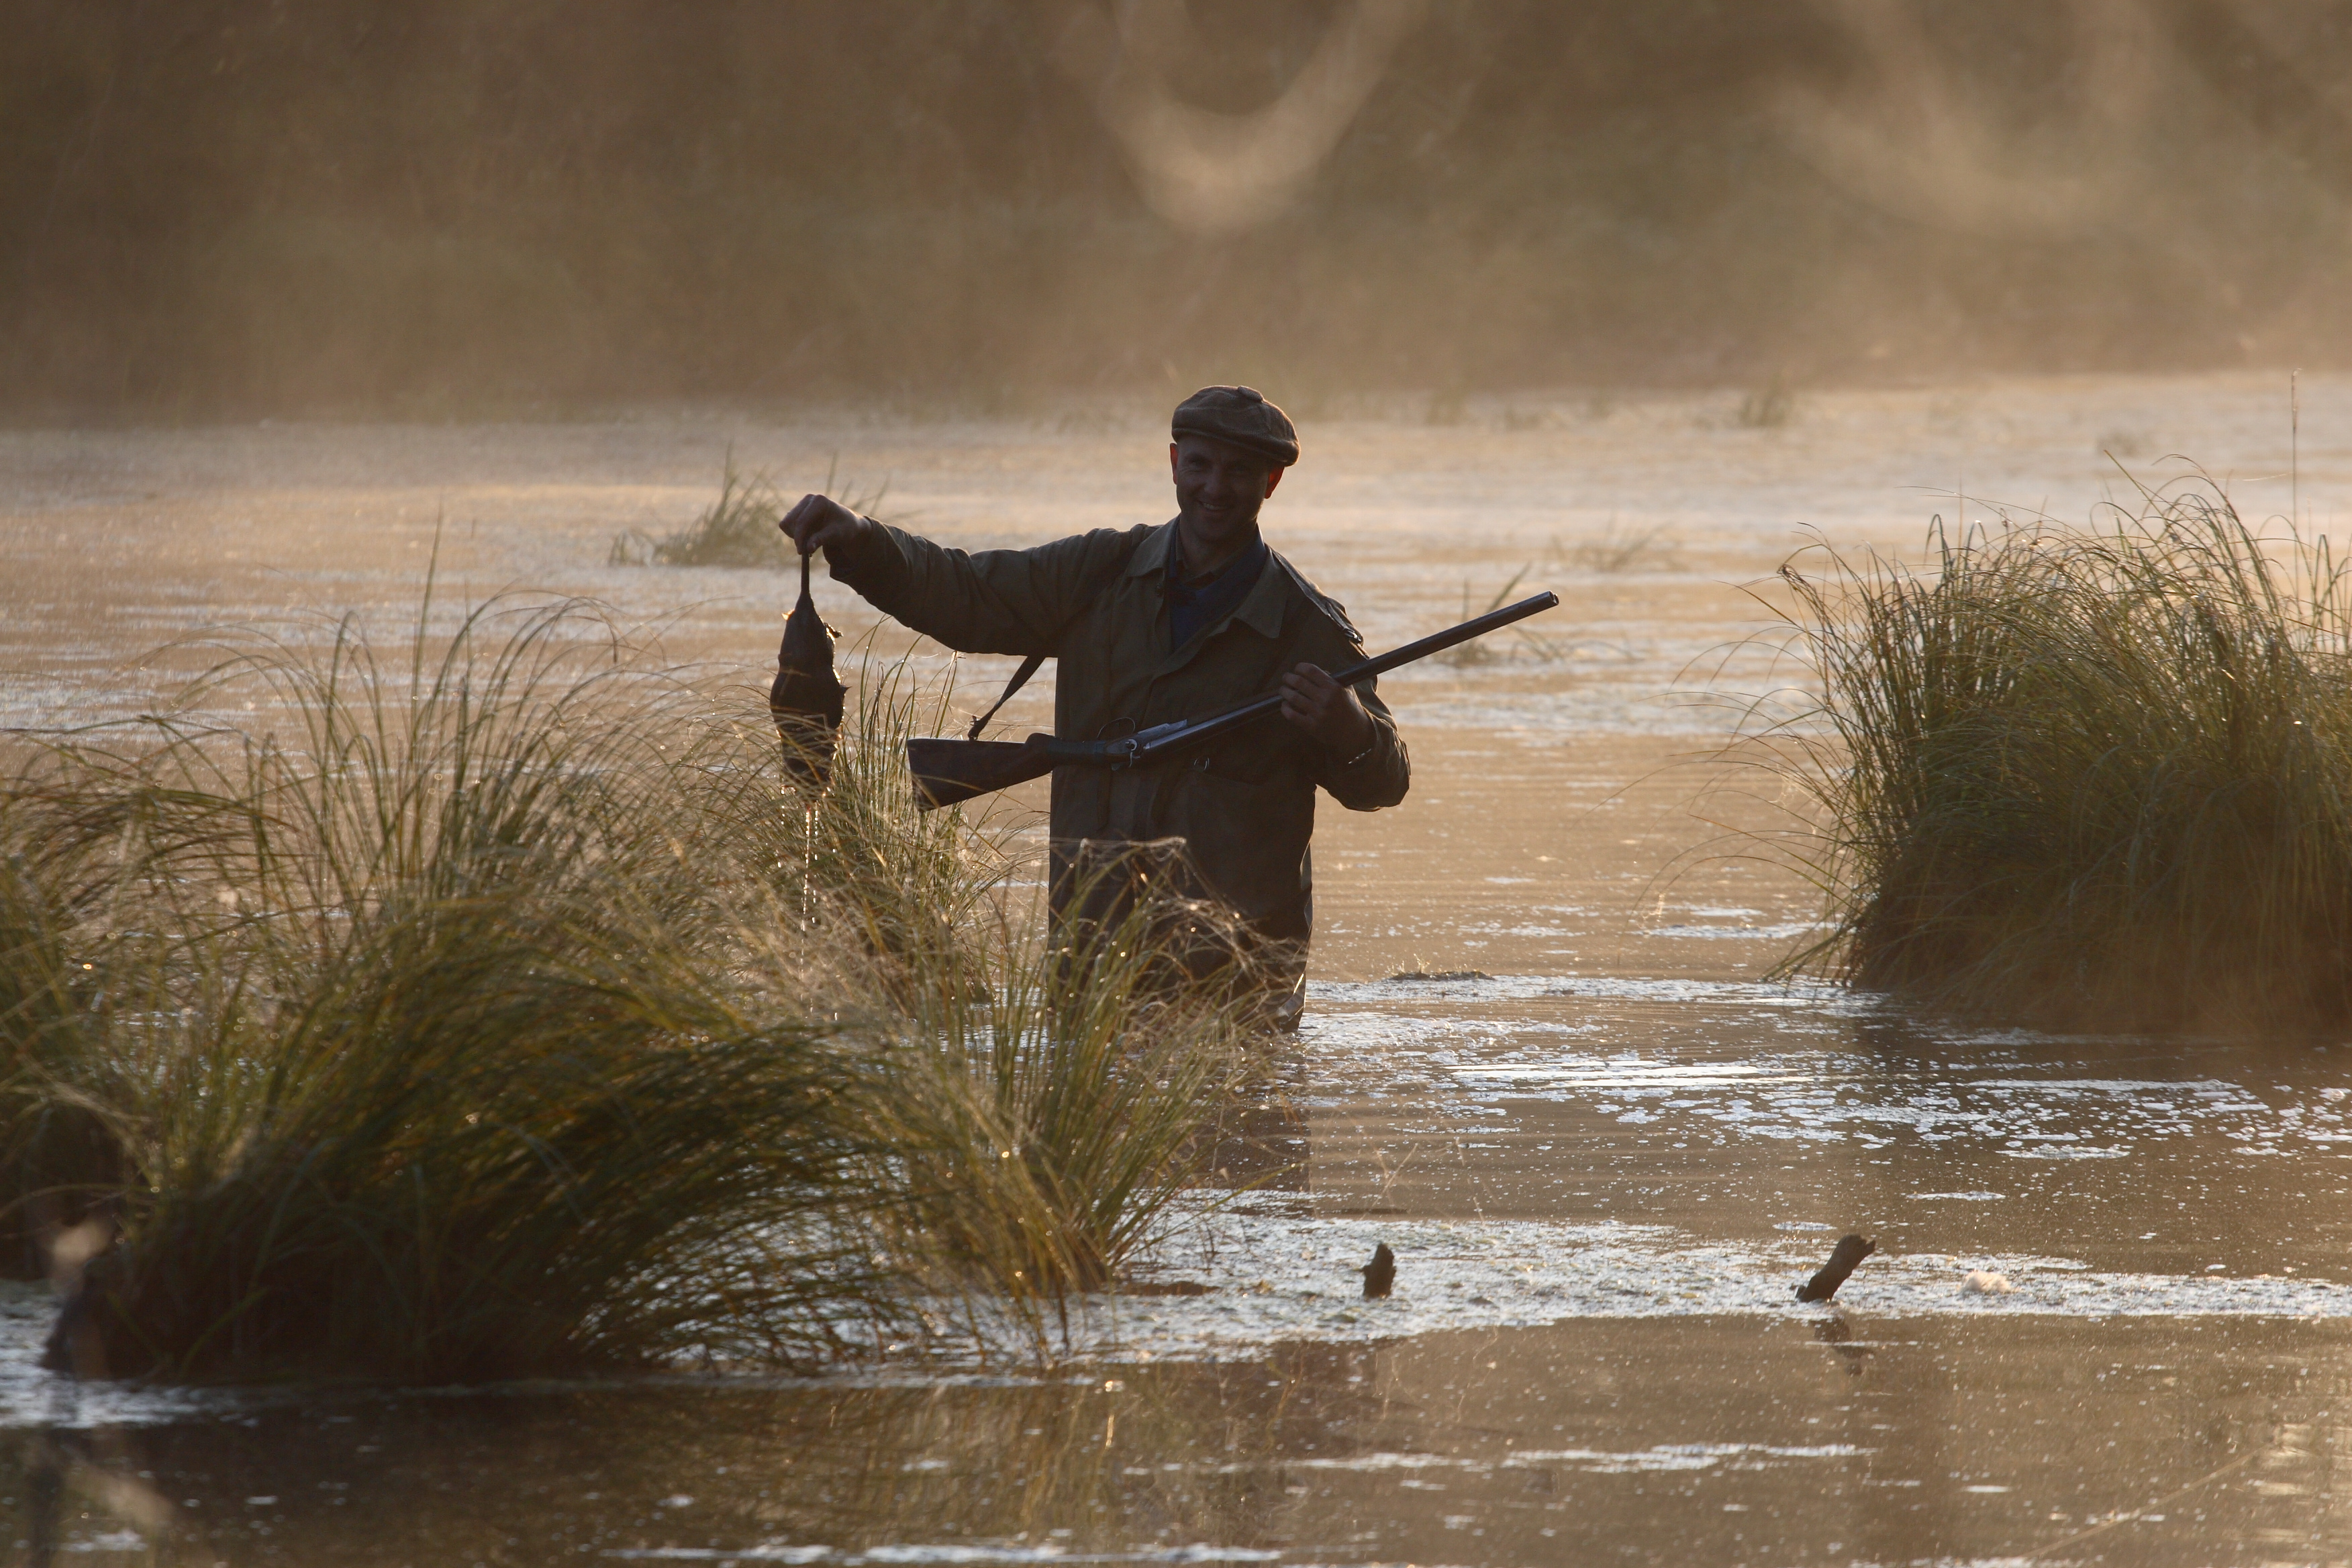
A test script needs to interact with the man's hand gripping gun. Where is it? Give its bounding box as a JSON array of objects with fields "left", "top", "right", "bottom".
[{"left": 905, "top": 591, "right": 1561, "bottom": 812}]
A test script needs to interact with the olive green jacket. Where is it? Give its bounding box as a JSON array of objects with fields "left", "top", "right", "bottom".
[{"left": 831, "top": 518, "right": 1411, "bottom": 945}]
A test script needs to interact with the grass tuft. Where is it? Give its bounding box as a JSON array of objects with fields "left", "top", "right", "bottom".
[
  {"left": 872, "top": 865, "right": 1269, "bottom": 1320},
  {"left": 1559, "top": 520, "right": 1678, "bottom": 575},
  {"left": 1436, "top": 569, "right": 1559, "bottom": 667},
  {"left": 610, "top": 455, "right": 889, "bottom": 571},
  {"left": 5, "top": 590, "right": 1259, "bottom": 1381},
  {"left": 1761, "top": 476, "right": 2352, "bottom": 1031},
  {"left": 1737, "top": 376, "right": 1797, "bottom": 430}
]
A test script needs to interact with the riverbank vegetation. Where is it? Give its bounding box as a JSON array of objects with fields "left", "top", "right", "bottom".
[
  {"left": 606, "top": 457, "right": 893, "bottom": 571},
  {"left": 1767, "top": 478, "right": 2352, "bottom": 1032},
  {"left": 1, "top": 593, "right": 1266, "bottom": 1382}
]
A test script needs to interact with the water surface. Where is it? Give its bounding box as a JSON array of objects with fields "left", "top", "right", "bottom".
[{"left": 6, "top": 376, "right": 2352, "bottom": 1563}]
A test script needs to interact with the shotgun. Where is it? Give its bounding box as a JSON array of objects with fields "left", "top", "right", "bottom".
[{"left": 906, "top": 591, "right": 1560, "bottom": 811}]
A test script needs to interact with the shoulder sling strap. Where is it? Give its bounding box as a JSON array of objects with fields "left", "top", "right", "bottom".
[{"left": 965, "top": 533, "right": 1143, "bottom": 740}]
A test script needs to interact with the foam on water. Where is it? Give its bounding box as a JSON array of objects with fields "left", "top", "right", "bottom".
[{"left": 1050, "top": 1208, "right": 2352, "bottom": 1364}]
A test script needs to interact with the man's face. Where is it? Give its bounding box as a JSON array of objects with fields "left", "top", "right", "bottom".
[{"left": 1170, "top": 436, "right": 1283, "bottom": 554}]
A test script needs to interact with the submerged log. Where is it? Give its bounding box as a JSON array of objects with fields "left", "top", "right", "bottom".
[{"left": 770, "top": 549, "right": 846, "bottom": 790}]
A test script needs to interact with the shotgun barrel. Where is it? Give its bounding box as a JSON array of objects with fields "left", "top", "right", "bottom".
[{"left": 906, "top": 590, "right": 1559, "bottom": 810}]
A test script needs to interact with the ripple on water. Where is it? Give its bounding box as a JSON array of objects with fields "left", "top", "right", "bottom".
[
  {"left": 606, "top": 1549, "right": 1283, "bottom": 1563},
  {"left": 1297, "top": 981, "right": 2352, "bottom": 1162}
]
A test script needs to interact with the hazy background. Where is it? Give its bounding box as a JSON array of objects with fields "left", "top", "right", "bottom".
[{"left": 7, "top": 0, "right": 2349, "bottom": 421}]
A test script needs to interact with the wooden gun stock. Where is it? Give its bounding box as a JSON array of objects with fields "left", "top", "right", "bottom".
[
  {"left": 908, "top": 736, "right": 1050, "bottom": 811},
  {"left": 907, "top": 732, "right": 1116, "bottom": 810}
]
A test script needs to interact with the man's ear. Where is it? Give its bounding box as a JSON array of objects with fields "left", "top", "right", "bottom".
[
  {"left": 1169, "top": 442, "right": 1181, "bottom": 483},
  {"left": 1263, "top": 467, "right": 1285, "bottom": 499}
]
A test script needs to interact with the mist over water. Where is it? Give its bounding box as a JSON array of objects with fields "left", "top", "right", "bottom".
[{"left": 7, "top": 1, "right": 2351, "bottom": 418}]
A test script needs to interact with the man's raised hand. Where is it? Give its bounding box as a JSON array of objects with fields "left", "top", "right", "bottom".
[
  {"left": 778, "top": 493, "right": 869, "bottom": 560},
  {"left": 1279, "top": 662, "right": 1377, "bottom": 754}
]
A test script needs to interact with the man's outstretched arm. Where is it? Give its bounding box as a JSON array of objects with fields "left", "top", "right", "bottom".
[{"left": 781, "top": 493, "right": 1142, "bottom": 658}]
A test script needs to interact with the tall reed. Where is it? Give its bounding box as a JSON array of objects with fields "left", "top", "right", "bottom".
[{"left": 1765, "top": 478, "right": 2352, "bottom": 1031}]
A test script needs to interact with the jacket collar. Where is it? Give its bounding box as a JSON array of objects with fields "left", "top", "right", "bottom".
[
  {"left": 1129, "top": 520, "right": 1177, "bottom": 576},
  {"left": 1227, "top": 551, "right": 1289, "bottom": 640},
  {"left": 1138, "top": 520, "right": 1289, "bottom": 678},
  {"left": 1134, "top": 518, "right": 1285, "bottom": 634}
]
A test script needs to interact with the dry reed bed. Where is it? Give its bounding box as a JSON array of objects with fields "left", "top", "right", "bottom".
[
  {"left": 0, "top": 593, "right": 1265, "bottom": 1382},
  {"left": 1759, "top": 477, "right": 2352, "bottom": 1032}
]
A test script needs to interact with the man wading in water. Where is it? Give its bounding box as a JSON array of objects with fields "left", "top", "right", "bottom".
[{"left": 779, "top": 386, "right": 1410, "bottom": 1028}]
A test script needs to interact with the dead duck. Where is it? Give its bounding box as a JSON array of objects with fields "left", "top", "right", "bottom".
[{"left": 769, "top": 546, "right": 845, "bottom": 791}]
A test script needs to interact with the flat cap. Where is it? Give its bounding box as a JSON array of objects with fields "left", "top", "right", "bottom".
[{"left": 1171, "top": 385, "right": 1299, "bottom": 468}]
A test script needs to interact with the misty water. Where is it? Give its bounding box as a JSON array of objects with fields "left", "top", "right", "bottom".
[{"left": 9, "top": 373, "right": 2352, "bottom": 1564}]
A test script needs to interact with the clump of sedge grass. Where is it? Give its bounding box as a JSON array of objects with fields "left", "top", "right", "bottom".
[
  {"left": 1762, "top": 477, "right": 2352, "bottom": 1031},
  {"left": 868, "top": 861, "right": 1269, "bottom": 1340},
  {"left": 3, "top": 589, "right": 1261, "bottom": 1379},
  {"left": 693, "top": 677, "right": 1273, "bottom": 1330},
  {"left": 610, "top": 454, "right": 889, "bottom": 570},
  {"left": 1736, "top": 374, "right": 1796, "bottom": 429},
  {"left": 1559, "top": 519, "right": 1678, "bottom": 575},
  {"left": 1436, "top": 567, "right": 1559, "bottom": 667},
  {"left": 18, "top": 597, "right": 886, "bottom": 1379}
]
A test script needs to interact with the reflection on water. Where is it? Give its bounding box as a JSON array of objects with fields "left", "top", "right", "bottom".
[
  {"left": 1197, "top": 1090, "right": 1314, "bottom": 1197},
  {"left": 6, "top": 1315, "right": 2351, "bottom": 1565}
]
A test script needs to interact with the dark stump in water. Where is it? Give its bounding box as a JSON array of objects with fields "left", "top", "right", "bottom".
[
  {"left": 42, "top": 1248, "right": 132, "bottom": 1377},
  {"left": 1361, "top": 1241, "right": 1396, "bottom": 1299},
  {"left": 1796, "top": 1234, "right": 1876, "bottom": 1303},
  {"left": 770, "top": 549, "right": 845, "bottom": 791},
  {"left": 0, "top": 1102, "right": 124, "bottom": 1281}
]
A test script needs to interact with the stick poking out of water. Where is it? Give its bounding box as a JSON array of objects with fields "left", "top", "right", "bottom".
[{"left": 1796, "top": 1234, "right": 1876, "bottom": 1303}]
